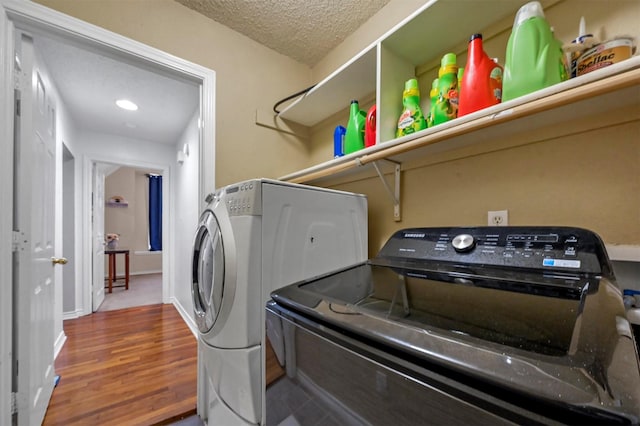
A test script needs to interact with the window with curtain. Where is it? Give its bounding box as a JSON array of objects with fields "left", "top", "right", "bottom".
[{"left": 148, "top": 174, "right": 162, "bottom": 251}]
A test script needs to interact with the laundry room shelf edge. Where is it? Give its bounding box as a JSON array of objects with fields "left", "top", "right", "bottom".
[{"left": 279, "top": 58, "right": 640, "bottom": 186}]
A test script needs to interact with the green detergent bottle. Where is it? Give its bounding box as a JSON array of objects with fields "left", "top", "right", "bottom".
[
  {"left": 433, "top": 53, "right": 459, "bottom": 126},
  {"left": 396, "top": 78, "right": 427, "bottom": 137},
  {"left": 344, "top": 100, "right": 366, "bottom": 154},
  {"left": 427, "top": 78, "right": 439, "bottom": 128},
  {"left": 502, "top": 1, "right": 568, "bottom": 102}
]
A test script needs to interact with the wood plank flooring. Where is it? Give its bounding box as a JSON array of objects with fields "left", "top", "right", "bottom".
[{"left": 43, "top": 304, "right": 197, "bottom": 426}]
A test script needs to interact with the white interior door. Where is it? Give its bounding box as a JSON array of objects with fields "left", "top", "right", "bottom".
[
  {"left": 92, "top": 164, "right": 106, "bottom": 311},
  {"left": 13, "top": 32, "right": 57, "bottom": 426}
]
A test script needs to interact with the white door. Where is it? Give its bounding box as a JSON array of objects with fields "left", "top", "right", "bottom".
[
  {"left": 13, "top": 33, "right": 57, "bottom": 426},
  {"left": 92, "top": 163, "right": 106, "bottom": 311}
]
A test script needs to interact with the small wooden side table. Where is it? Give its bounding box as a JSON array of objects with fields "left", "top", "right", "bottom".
[{"left": 105, "top": 249, "right": 130, "bottom": 293}]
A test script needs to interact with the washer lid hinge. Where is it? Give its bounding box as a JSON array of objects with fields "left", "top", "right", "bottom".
[{"left": 371, "top": 159, "right": 401, "bottom": 222}]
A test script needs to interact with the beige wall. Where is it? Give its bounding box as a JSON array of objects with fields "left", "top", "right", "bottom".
[
  {"left": 35, "top": 0, "right": 313, "bottom": 187},
  {"left": 306, "top": 0, "right": 640, "bottom": 255},
  {"left": 105, "top": 167, "right": 162, "bottom": 275},
  {"left": 38, "top": 0, "right": 639, "bottom": 256}
]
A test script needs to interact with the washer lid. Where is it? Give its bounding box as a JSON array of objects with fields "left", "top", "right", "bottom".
[{"left": 192, "top": 210, "right": 225, "bottom": 333}]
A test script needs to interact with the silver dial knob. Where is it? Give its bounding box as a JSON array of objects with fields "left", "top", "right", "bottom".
[{"left": 452, "top": 234, "right": 475, "bottom": 252}]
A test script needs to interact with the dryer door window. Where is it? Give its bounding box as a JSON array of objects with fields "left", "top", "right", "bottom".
[{"left": 192, "top": 210, "right": 225, "bottom": 333}]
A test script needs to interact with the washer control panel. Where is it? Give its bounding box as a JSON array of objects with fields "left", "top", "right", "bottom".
[
  {"left": 452, "top": 234, "right": 475, "bottom": 252},
  {"left": 377, "top": 227, "right": 610, "bottom": 274}
]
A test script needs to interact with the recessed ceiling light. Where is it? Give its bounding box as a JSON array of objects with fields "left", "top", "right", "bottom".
[{"left": 116, "top": 99, "right": 138, "bottom": 111}]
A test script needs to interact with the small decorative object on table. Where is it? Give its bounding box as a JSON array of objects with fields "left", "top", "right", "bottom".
[
  {"left": 106, "top": 195, "right": 128, "bottom": 207},
  {"left": 106, "top": 233, "right": 120, "bottom": 249}
]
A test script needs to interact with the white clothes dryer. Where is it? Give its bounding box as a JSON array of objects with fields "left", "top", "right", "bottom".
[{"left": 191, "top": 179, "right": 368, "bottom": 425}]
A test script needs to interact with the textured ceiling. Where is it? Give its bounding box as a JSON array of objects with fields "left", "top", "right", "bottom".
[{"left": 175, "top": 0, "right": 391, "bottom": 66}]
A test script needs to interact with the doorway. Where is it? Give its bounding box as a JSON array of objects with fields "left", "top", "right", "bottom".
[
  {"left": 98, "top": 165, "right": 165, "bottom": 312},
  {"left": 1, "top": 2, "right": 216, "bottom": 423},
  {"left": 61, "top": 143, "right": 76, "bottom": 320}
]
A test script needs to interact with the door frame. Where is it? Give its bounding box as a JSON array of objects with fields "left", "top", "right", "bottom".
[
  {"left": 0, "top": 0, "right": 216, "bottom": 422},
  {"left": 84, "top": 156, "right": 171, "bottom": 313}
]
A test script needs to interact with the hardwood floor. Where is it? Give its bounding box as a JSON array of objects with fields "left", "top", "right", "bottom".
[{"left": 43, "top": 304, "right": 197, "bottom": 426}]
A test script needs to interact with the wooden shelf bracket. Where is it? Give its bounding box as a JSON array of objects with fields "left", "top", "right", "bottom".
[{"left": 371, "top": 159, "right": 401, "bottom": 222}]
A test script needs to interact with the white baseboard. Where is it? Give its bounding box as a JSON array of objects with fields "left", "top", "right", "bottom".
[
  {"left": 103, "top": 269, "right": 162, "bottom": 279},
  {"left": 172, "top": 297, "right": 198, "bottom": 338},
  {"left": 133, "top": 250, "right": 162, "bottom": 256},
  {"left": 53, "top": 331, "right": 67, "bottom": 360},
  {"left": 131, "top": 269, "right": 163, "bottom": 276},
  {"left": 62, "top": 309, "right": 83, "bottom": 320}
]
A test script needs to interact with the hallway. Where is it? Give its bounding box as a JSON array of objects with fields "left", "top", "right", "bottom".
[
  {"left": 43, "top": 304, "right": 197, "bottom": 425},
  {"left": 98, "top": 273, "right": 163, "bottom": 312}
]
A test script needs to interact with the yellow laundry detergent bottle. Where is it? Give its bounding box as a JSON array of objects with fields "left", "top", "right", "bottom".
[
  {"left": 432, "top": 53, "right": 459, "bottom": 126},
  {"left": 396, "top": 78, "right": 427, "bottom": 137}
]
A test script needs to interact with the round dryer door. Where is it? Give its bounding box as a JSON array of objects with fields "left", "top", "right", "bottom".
[{"left": 192, "top": 210, "right": 225, "bottom": 333}]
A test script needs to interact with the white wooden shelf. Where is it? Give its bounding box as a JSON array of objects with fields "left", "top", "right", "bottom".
[
  {"left": 280, "top": 58, "right": 640, "bottom": 185},
  {"left": 278, "top": 46, "right": 377, "bottom": 126},
  {"left": 277, "top": 0, "right": 557, "bottom": 128},
  {"left": 606, "top": 245, "right": 640, "bottom": 263}
]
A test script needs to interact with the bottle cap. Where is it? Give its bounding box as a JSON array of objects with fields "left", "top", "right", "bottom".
[
  {"left": 404, "top": 78, "right": 419, "bottom": 91},
  {"left": 469, "top": 33, "right": 482, "bottom": 42},
  {"left": 441, "top": 53, "right": 457, "bottom": 67},
  {"left": 350, "top": 99, "right": 358, "bottom": 104},
  {"left": 513, "top": 1, "right": 545, "bottom": 28}
]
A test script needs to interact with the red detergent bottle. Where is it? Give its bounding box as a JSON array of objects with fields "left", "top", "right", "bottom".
[
  {"left": 364, "top": 104, "right": 376, "bottom": 148},
  {"left": 458, "top": 34, "right": 503, "bottom": 117}
]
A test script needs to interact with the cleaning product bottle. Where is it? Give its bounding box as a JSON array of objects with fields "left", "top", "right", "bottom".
[
  {"left": 427, "top": 78, "right": 438, "bottom": 128},
  {"left": 502, "top": 1, "right": 568, "bottom": 101},
  {"left": 364, "top": 104, "right": 376, "bottom": 148},
  {"left": 458, "top": 34, "right": 503, "bottom": 117},
  {"left": 396, "top": 78, "right": 427, "bottom": 137},
  {"left": 567, "top": 16, "right": 597, "bottom": 77},
  {"left": 433, "top": 53, "right": 459, "bottom": 126},
  {"left": 333, "top": 125, "right": 346, "bottom": 158},
  {"left": 344, "top": 100, "right": 366, "bottom": 154}
]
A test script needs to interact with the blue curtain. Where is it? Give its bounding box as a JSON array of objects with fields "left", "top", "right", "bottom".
[{"left": 148, "top": 175, "right": 162, "bottom": 251}]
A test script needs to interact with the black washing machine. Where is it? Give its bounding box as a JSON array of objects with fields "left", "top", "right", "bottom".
[{"left": 266, "top": 227, "right": 640, "bottom": 425}]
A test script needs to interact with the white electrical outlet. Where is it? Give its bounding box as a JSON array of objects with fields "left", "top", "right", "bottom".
[{"left": 488, "top": 210, "right": 508, "bottom": 226}]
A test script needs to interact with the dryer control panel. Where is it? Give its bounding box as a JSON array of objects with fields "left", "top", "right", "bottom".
[{"left": 223, "top": 180, "right": 262, "bottom": 216}]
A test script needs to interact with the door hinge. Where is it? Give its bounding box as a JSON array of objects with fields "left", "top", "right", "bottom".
[
  {"left": 11, "top": 392, "right": 17, "bottom": 415},
  {"left": 12, "top": 231, "right": 25, "bottom": 252},
  {"left": 13, "top": 67, "right": 25, "bottom": 90}
]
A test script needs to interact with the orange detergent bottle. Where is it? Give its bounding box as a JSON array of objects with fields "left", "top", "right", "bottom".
[{"left": 458, "top": 34, "right": 503, "bottom": 117}]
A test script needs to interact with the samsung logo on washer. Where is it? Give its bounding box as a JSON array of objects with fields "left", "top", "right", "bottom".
[{"left": 404, "top": 233, "right": 426, "bottom": 238}]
